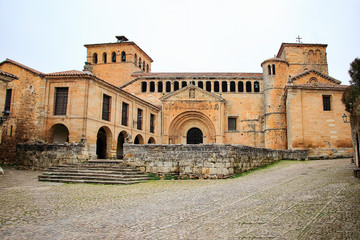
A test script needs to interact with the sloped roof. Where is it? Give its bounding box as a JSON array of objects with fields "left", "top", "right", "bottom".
[
  {"left": 286, "top": 83, "right": 348, "bottom": 91},
  {"left": 132, "top": 72, "right": 263, "bottom": 79},
  {"left": 0, "top": 69, "right": 18, "bottom": 79},
  {"left": 0, "top": 58, "right": 45, "bottom": 76},
  {"left": 290, "top": 69, "right": 341, "bottom": 84},
  {"left": 46, "top": 70, "right": 94, "bottom": 76}
]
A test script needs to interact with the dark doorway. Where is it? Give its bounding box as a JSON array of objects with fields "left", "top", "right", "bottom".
[
  {"left": 187, "top": 128, "right": 203, "bottom": 144},
  {"left": 117, "top": 132, "right": 125, "bottom": 159},
  {"left": 96, "top": 128, "right": 107, "bottom": 159}
]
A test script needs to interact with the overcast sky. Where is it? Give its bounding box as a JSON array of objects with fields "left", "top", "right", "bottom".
[{"left": 1, "top": 0, "right": 359, "bottom": 84}]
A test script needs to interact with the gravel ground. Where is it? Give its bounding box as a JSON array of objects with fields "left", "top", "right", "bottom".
[{"left": 0, "top": 159, "right": 359, "bottom": 239}]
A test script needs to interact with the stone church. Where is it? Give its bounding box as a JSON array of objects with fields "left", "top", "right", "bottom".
[{"left": 0, "top": 36, "right": 353, "bottom": 163}]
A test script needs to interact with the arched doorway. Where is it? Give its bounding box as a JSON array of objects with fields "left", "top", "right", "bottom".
[
  {"left": 96, "top": 127, "right": 107, "bottom": 159},
  {"left": 148, "top": 137, "right": 156, "bottom": 144},
  {"left": 117, "top": 131, "right": 127, "bottom": 159},
  {"left": 134, "top": 134, "right": 144, "bottom": 144},
  {"left": 48, "top": 124, "right": 69, "bottom": 144},
  {"left": 187, "top": 128, "right": 203, "bottom": 144}
]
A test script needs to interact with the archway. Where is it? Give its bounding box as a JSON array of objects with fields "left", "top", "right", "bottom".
[
  {"left": 116, "top": 131, "right": 127, "bottom": 159},
  {"left": 187, "top": 128, "right": 203, "bottom": 144},
  {"left": 134, "top": 134, "right": 144, "bottom": 144},
  {"left": 96, "top": 127, "right": 112, "bottom": 159},
  {"left": 148, "top": 137, "right": 156, "bottom": 144},
  {"left": 48, "top": 124, "right": 69, "bottom": 144}
]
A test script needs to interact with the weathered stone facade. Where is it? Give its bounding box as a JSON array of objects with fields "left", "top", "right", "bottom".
[{"left": 124, "top": 144, "right": 308, "bottom": 179}]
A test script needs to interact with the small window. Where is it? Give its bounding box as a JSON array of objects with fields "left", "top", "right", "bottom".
[
  {"left": 150, "top": 114, "right": 155, "bottom": 133},
  {"left": 323, "top": 95, "right": 331, "bottom": 111},
  {"left": 138, "top": 57, "right": 142, "bottom": 68},
  {"left": 166, "top": 81, "right": 171, "bottom": 92},
  {"left": 141, "top": 82, "right": 147, "bottom": 92},
  {"left": 272, "top": 64, "right": 276, "bottom": 75},
  {"left": 230, "top": 81, "right": 235, "bottom": 92},
  {"left": 254, "top": 81, "right": 260, "bottom": 92},
  {"left": 158, "top": 81, "right": 163, "bottom": 92},
  {"left": 206, "top": 81, "right": 211, "bottom": 92},
  {"left": 134, "top": 54, "right": 137, "bottom": 65},
  {"left": 111, "top": 52, "right": 116, "bottom": 62},
  {"left": 246, "top": 81, "right": 252, "bottom": 92},
  {"left": 222, "top": 81, "right": 228, "bottom": 92},
  {"left": 4, "top": 89, "right": 12, "bottom": 112},
  {"left": 268, "top": 65, "right": 271, "bottom": 75},
  {"left": 174, "top": 81, "right": 179, "bottom": 91},
  {"left": 238, "top": 81, "right": 244, "bottom": 92},
  {"left": 137, "top": 108, "right": 143, "bottom": 130},
  {"left": 103, "top": 52, "right": 107, "bottom": 63},
  {"left": 102, "top": 94, "right": 111, "bottom": 121},
  {"left": 54, "top": 87, "right": 68, "bottom": 115},
  {"left": 121, "top": 102, "right": 129, "bottom": 126},
  {"left": 146, "top": 64, "right": 149, "bottom": 73},
  {"left": 150, "top": 81, "right": 155, "bottom": 92},
  {"left": 182, "top": 81, "right": 187, "bottom": 88},
  {"left": 142, "top": 61, "right": 145, "bottom": 71},
  {"left": 93, "top": 53, "right": 98, "bottom": 64},
  {"left": 121, "top": 51, "right": 126, "bottom": 62},
  {"left": 198, "top": 81, "right": 203, "bottom": 89},
  {"left": 228, "top": 117, "right": 236, "bottom": 131},
  {"left": 214, "top": 81, "right": 219, "bottom": 92}
]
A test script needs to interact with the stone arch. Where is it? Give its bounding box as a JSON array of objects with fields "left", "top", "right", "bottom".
[
  {"left": 96, "top": 126, "right": 112, "bottom": 159},
  {"left": 168, "top": 111, "right": 216, "bottom": 144},
  {"left": 134, "top": 134, "right": 144, "bottom": 144},
  {"left": 48, "top": 123, "right": 69, "bottom": 144},
  {"left": 116, "top": 130, "right": 129, "bottom": 159},
  {"left": 148, "top": 137, "right": 156, "bottom": 144}
]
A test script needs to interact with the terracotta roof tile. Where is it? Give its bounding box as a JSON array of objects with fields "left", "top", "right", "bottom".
[
  {"left": 132, "top": 72, "right": 263, "bottom": 79},
  {"left": 286, "top": 83, "right": 348, "bottom": 91},
  {"left": 1, "top": 58, "right": 45, "bottom": 76},
  {"left": 46, "top": 70, "right": 93, "bottom": 76},
  {"left": 0, "top": 69, "right": 18, "bottom": 79}
]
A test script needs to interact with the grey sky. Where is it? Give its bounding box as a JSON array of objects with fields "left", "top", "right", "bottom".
[{"left": 1, "top": 0, "right": 359, "bottom": 84}]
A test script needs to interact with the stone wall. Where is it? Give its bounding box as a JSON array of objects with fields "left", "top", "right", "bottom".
[
  {"left": 123, "top": 144, "right": 308, "bottom": 179},
  {"left": 16, "top": 141, "right": 89, "bottom": 170}
]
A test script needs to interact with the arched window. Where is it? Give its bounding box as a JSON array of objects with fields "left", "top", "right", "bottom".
[
  {"left": 238, "top": 81, "right": 244, "bottom": 92},
  {"left": 146, "top": 64, "right": 149, "bottom": 73},
  {"left": 222, "top": 81, "right": 228, "bottom": 92},
  {"left": 206, "top": 81, "right": 211, "bottom": 92},
  {"left": 157, "top": 81, "right": 163, "bottom": 92},
  {"left": 111, "top": 52, "right": 116, "bottom": 62},
  {"left": 198, "top": 81, "right": 203, "bottom": 89},
  {"left": 103, "top": 52, "right": 107, "bottom": 63},
  {"left": 246, "top": 81, "right": 252, "bottom": 92},
  {"left": 190, "top": 81, "right": 195, "bottom": 85},
  {"left": 149, "top": 81, "right": 155, "bottom": 92},
  {"left": 121, "top": 51, "right": 126, "bottom": 62},
  {"left": 142, "top": 61, "right": 145, "bottom": 71},
  {"left": 309, "top": 50, "right": 315, "bottom": 64},
  {"left": 272, "top": 64, "right": 276, "bottom": 75},
  {"left": 182, "top": 81, "right": 187, "bottom": 88},
  {"left": 174, "top": 81, "right": 179, "bottom": 91},
  {"left": 214, "top": 81, "right": 219, "bottom": 92},
  {"left": 254, "top": 81, "right": 260, "bottom": 92},
  {"left": 134, "top": 54, "right": 137, "bottom": 65},
  {"left": 139, "top": 57, "right": 142, "bottom": 68},
  {"left": 166, "top": 81, "right": 171, "bottom": 92},
  {"left": 268, "top": 65, "right": 271, "bottom": 75},
  {"left": 230, "top": 81, "right": 236, "bottom": 92},
  {"left": 141, "top": 81, "right": 147, "bottom": 92},
  {"left": 93, "top": 53, "right": 98, "bottom": 64}
]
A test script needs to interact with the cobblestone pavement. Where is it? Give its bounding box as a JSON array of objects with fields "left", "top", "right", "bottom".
[{"left": 0, "top": 159, "right": 359, "bottom": 239}]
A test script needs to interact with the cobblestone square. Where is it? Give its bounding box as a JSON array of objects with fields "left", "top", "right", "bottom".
[{"left": 1, "top": 159, "right": 359, "bottom": 239}]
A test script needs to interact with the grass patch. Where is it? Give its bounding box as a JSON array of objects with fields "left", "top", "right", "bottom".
[
  {"left": 230, "top": 161, "right": 285, "bottom": 179},
  {"left": 148, "top": 174, "right": 161, "bottom": 180}
]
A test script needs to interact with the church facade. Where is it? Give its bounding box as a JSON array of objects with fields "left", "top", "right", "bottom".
[{"left": 0, "top": 36, "right": 353, "bottom": 163}]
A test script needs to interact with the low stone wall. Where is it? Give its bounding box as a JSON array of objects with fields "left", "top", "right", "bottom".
[
  {"left": 17, "top": 141, "right": 89, "bottom": 170},
  {"left": 123, "top": 144, "right": 308, "bottom": 179},
  {"left": 308, "top": 148, "right": 354, "bottom": 159}
]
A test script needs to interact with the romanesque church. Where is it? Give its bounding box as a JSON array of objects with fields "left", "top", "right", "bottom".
[{"left": 0, "top": 36, "right": 353, "bottom": 163}]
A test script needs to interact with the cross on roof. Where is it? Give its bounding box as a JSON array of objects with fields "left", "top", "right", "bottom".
[{"left": 296, "top": 35, "right": 302, "bottom": 43}]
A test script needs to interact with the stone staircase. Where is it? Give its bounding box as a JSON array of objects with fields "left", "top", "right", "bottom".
[{"left": 38, "top": 160, "right": 152, "bottom": 185}]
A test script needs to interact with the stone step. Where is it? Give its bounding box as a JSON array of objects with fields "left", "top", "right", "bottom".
[
  {"left": 38, "top": 178, "right": 141, "bottom": 185},
  {"left": 47, "top": 167, "right": 139, "bottom": 173},
  {"left": 41, "top": 171, "right": 151, "bottom": 179},
  {"left": 39, "top": 174, "right": 150, "bottom": 182}
]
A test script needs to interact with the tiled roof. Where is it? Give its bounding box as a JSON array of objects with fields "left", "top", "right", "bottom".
[
  {"left": 291, "top": 69, "right": 341, "bottom": 84},
  {"left": 0, "top": 58, "right": 45, "bottom": 76},
  {"left": 131, "top": 72, "right": 263, "bottom": 79},
  {"left": 286, "top": 83, "right": 348, "bottom": 91},
  {"left": 0, "top": 69, "right": 18, "bottom": 79},
  {"left": 46, "top": 70, "right": 93, "bottom": 76}
]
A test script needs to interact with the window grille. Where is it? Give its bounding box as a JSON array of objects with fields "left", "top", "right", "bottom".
[{"left": 54, "top": 87, "right": 68, "bottom": 115}]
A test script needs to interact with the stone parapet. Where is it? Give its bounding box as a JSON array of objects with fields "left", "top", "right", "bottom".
[{"left": 123, "top": 144, "right": 308, "bottom": 179}]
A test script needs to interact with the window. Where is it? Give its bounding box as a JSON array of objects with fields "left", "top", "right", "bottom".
[
  {"left": 150, "top": 81, "right": 155, "bottom": 92},
  {"left": 198, "top": 81, "right": 203, "bottom": 89},
  {"left": 323, "top": 95, "right": 331, "bottom": 111},
  {"left": 174, "top": 81, "right": 179, "bottom": 91},
  {"left": 166, "top": 81, "right": 171, "bottom": 92},
  {"left": 238, "top": 81, "right": 244, "bottom": 92},
  {"left": 141, "top": 82, "right": 147, "bottom": 92},
  {"left": 222, "top": 81, "right": 228, "bottom": 92},
  {"left": 142, "top": 61, "right": 145, "bottom": 71},
  {"left": 157, "top": 81, "right": 163, "bottom": 92},
  {"left": 230, "top": 81, "right": 235, "bottom": 92},
  {"left": 272, "top": 64, "right": 276, "bottom": 75},
  {"left": 134, "top": 54, "right": 137, "bottom": 65},
  {"left": 139, "top": 57, "right": 142, "bottom": 68},
  {"left": 150, "top": 114, "right": 155, "bottom": 133},
  {"left": 103, "top": 52, "right": 107, "bottom": 63},
  {"left": 121, "top": 51, "right": 126, "bottom": 62},
  {"left": 206, "top": 81, "right": 211, "bottom": 92},
  {"left": 214, "top": 81, "right": 219, "bottom": 92},
  {"left": 4, "top": 89, "right": 12, "bottom": 112},
  {"left": 246, "top": 81, "right": 252, "bottom": 92},
  {"left": 146, "top": 64, "right": 149, "bottom": 73},
  {"left": 181, "top": 81, "right": 187, "bottom": 88},
  {"left": 268, "top": 65, "right": 271, "bottom": 75},
  {"left": 121, "top": 102, "right": 129, "bottom": 126},
  {"left": 228, "top": 117, "right": 236, "bottom": 131},
  {"left": 102, "top": 94, "right": 111, "bottom": 121},
  {"left": 137, "top": 108, "right": 143, "bottom": 130},
  {"left": 93, "top": 53, "right": 98, "bottom": 64},
  {"left": 111, "top": 52, "right": 116, "bottom": 62},
  {"left": 54, "top": 87, "right": 68, "bottom": 115},
  {"left": 254, "top": 81, "right": 260, "bottom": 92}
]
